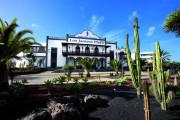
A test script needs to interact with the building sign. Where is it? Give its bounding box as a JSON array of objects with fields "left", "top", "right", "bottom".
[{"left": 68, "top": 38, "right": 105, "bottom": 45}]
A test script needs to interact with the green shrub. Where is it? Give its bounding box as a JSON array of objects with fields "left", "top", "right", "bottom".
[
  {"left": 21, "top": 79, "right": 29, "bottom": 85},
  {"left": 72, "top": 84, "right": 83, "bottom": 92},
  {"left": 115, "top": 76, "right": 128, "bottom": 85},
  {"left": 63, "top": 64, "right": 74, "bottom": 82},
  {"left": 64, "top": 84, "right": 72, "bottom": 91},
  {"left": 52, "top": 76, "right": 66, "bottom": 85},
  {"left": 9, "top": 82, "right": 25, "bottom": 95},
  {"left": 90, "top": 80, "right": 98, "bottom": 87},
  {"left": 44, "top": 80, "right": 53, "bottom": 89},
  {"left": 104, "top": 80, "right": 111, "bottom": 86},
  {"left": 44, "top": 80, "right": 54, "bottom": 95},
  {"left": 64, "top": 83, "right": 83, "bottom": 92}
]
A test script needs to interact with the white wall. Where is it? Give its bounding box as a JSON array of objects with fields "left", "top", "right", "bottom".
[{"left": 47, "top": 39, "right": 66, "bottom": 67}]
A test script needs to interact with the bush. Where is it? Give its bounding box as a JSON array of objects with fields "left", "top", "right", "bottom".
[
  {"left": 89, "top": 80, "right": 98, "bottom": 87},
  {"left": 52, "top": 76, "right": 66, "bottom": 85},
  {"left": 115, "top": 76, "right": 128, "bottom": 85},
  {"left": 64, "top": 83, "right": 83, "bottom": 92},
  {"left": 9, "top": 82, "right": 25, "bottom": 96},
  {"left": 44, "top": 80, "right": 53, "bottom": 89},
  {"left": 21, "top": 79, "right": 29, "bottom": 85},
  {"left": 104, "top": 80, "right": 111, "bottom": 86}
]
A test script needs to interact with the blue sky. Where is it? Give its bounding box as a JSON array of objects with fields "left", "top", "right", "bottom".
[{"left": 0, "top": 0, "right": 180, "bottom": 61}]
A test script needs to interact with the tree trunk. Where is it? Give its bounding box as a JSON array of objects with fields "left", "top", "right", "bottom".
[
  {"left": 0, "top": 62, "right": 9, "bottom": 91},
  {"left": 86, "top": 71, "right": 90, "bottom": 77}
]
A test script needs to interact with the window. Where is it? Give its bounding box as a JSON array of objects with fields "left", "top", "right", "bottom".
[
  {"left": 94, "top": 47, "right": 99, "bottom": 54},
  {"left": 75, "top": 46, "right": 80, "bottom": 53},
  {"left": 38, "top": 47, "right": 45, "bottom": 53},
  {"left": 85, "top": 46, "right": 90, "bottom": 53}
]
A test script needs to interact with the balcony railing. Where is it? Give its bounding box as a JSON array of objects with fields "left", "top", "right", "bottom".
[{"left": 62, "top": 50, "right": 110, "bottom": 57}]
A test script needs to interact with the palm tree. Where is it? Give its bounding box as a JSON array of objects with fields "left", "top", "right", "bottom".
[
  {"left": 0, "top": 18, "right": 35, "bottom": 90},
  {"left": 63, "top": 64, "right": 74, "bottom": 83},
  {"left": 163, "top": 9, "right": 180, "bottom": 36},
  {"left": 160, "top": 49, "right": 171, "bottom": 62},
  {"left": 109, "top": 60, "right": 121, "bottom": 75},
  {"left": 78, "top": 58, "right": 96, "bottom": 77}
]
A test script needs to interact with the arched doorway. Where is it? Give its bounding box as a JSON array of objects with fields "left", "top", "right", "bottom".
[
  {"left": 94, "top": 47, "right": 99, "bottom": 55},
  {"left": 85, "top": 46, "right": 90, "bottom": 54},
  {"left": 75, "top": 45, "right": 80, "bottom": 54}
]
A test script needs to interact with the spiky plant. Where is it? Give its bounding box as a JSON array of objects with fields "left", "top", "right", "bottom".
[
  {"left": 63, "top": 64, "right": 74, "bottom": 83},
  {"left": 44, "top": 80, "right": 53, "bottom": 95},
  {"left": 126, "top": 17, "right": 141, "bottom": 98},
  {"left": 109, "top": 60, "right": 121, "bottom": 75},
  {"left": 78, "top": 58, "right": 96, "bottom": 77},
  {"left": 149, "top": 42, "right": 174, "bottom": 111}
]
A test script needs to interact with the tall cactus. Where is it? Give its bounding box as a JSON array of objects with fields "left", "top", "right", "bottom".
[
  {"left": 149, "top": 42, "right": 174, "bottom": 111},
  {"left": 126, "top": 17, "right": 141, "bottom": 98}
]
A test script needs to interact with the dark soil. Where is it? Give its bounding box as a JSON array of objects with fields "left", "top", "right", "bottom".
[{"left": 0, "top": 85, "right": 180, "bottom": 120}]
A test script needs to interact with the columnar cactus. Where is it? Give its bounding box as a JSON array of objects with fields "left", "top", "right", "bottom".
[
  {"left": 126, "top": 17, "right": 141, "bottom": 98},
  {"left": 149, "top": 42, "right": 173, "bottom": 111}
]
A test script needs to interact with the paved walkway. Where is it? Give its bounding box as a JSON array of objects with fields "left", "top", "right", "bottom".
[{"left": 11, "top": 71, "right": 149, "bottom": 85}]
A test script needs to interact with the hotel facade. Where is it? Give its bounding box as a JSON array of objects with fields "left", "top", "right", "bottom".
[
  {"left": 13, "top": 30, "right": 153, "bottom": 69},
  {"left": 46, "top": 31, "right": 117, "bottom": 69}
]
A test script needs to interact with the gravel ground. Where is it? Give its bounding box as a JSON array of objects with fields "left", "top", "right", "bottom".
[{"left": 85, "top": 88, "right": 180, "bottom": 120}]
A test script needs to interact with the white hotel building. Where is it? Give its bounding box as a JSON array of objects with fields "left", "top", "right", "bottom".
[
  {"left": 13, "top": 30, "right": 154, "bottom": 69},
  {"left": 46, "top": 31, "right": 117, "bottom": 69}
]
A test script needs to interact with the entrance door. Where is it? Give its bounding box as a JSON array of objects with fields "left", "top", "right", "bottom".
[{"left": 51, "top": 48, "right": 57, "bottom": 68}]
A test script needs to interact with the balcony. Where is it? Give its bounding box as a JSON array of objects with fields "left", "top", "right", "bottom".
[{"left": 62, "top": 50, "right": 110, "bottom": 57}]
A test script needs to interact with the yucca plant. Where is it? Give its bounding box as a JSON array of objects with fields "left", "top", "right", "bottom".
[
  {"left": 63, "top": 64, "right": 74, "bottom": 83},
  {"left": 126, "top": 17, "right": 142, "bottom": 98},
  {"left": 78, "top": 58, "right": 96, "bottom": 77},
  {"left": 109, "top": 60, "right": 121, "bottom": 75},
  {"left": 115, "top": 76, "right": 128, "bottom": 86},
  {"left": 149, "top": 42, "right": 175, "bottom": 111},
  {"left": 44, "top": 80, "right": 53, "bottom": 95}
]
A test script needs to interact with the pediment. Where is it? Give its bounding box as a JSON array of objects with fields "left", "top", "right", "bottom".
[{"left": 75, "top": 30, "right": 100, "bottom": 39}]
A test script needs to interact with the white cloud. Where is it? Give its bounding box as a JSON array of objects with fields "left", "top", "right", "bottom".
[
  {"left": 146, "top": 26, "right": 156, "bottom": 36},
  {"left": 31, "top": 23, "right": 39, "bottom": 28},
  {"left": 89, "top": 15, "right": 104, "bottom": 32},
  {"left": 103, "top": 30, "right": 125, "bottom": 47},
  {"left": 129, "top": 11, "right": 139, "bottom": 21}
]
